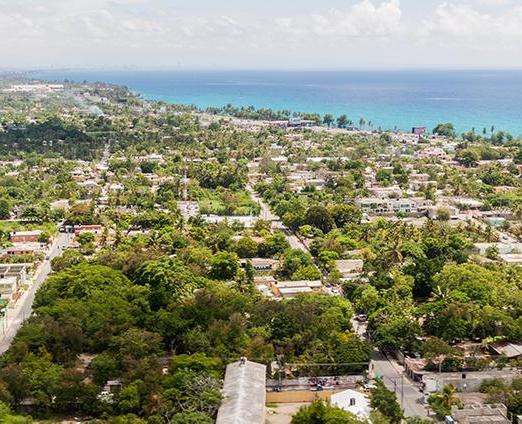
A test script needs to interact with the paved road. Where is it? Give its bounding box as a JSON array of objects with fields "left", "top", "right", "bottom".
[
  {"left": 246, "top": 183, "right": 309, "bottom": 252},
  {"left": 0, "top": 232, "right": 71, "bottom": 354},
  {"left": 371, "top": 350, "right": 428, "bottom": 418}
]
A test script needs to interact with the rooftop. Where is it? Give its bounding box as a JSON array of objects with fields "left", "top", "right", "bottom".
[{"left": 216, "top": 360, "right": 266, "bottom": 424}]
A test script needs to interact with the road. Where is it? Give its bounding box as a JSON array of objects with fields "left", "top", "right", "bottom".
[
  {"left": 351, "top": 316, "right": 427, "bottom": 418},
  {"left": 0, "top": 232, "right": 71, "bottom": 354},
  {"left": 371, "top": 350, "right": 428, "bottom": 418},
  {"left": 248, "top": 177, "right": 427, "bottom": 417},
  {"left": 246, "top": 183, "right": 309, "bottom": 252}
]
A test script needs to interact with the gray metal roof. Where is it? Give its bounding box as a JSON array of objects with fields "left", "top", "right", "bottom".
[{"left": 216, "top": 360, "right": 266, "bottom": 424}]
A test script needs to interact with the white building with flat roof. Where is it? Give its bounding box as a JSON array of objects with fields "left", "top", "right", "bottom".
[{"left": 330, "top": 389, "right": 371, "bottom": 420}]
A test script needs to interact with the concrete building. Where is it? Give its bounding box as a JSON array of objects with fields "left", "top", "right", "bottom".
[
  {"left": 10, "top": 230, "right": 42, "bottom": 243},
  {"left": 357, "top": 197, "right": 432, "bottom": 215},
  {"left": 216, "top": 360, "right": 266, "bottom": 424},
  {"left": 451, "top": 403, "right": 510, "bottom": 424},
  {"left": 330, "top": 389, "right": 371, "bottom": 420},
  {"left": 274, "top": 280, "right": 323, "bottom": 298}
]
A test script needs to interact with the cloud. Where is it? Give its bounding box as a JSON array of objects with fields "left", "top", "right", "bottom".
[
  {"left": 419, "top": 2, "right": 522, "bottom": 49},
  {"left": 0, "top": 0, "right": 521, "bottom": 68}
]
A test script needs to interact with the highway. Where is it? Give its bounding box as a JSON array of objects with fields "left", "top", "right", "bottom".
[{"left": 0, "top": 232, "right": 71, "bottom": 354}]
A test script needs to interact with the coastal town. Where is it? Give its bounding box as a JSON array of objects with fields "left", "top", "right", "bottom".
[{"left": 0, "top": 76, "right": 521, "bottom": 424}]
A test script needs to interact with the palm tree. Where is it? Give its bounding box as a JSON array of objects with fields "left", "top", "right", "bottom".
[{"left": 434, "top": 384, "right": 462, "bottom": 409}]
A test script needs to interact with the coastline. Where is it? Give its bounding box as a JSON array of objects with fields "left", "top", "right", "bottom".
[{"left": 31, "top": 69, "right": 522, "bottom": 136}]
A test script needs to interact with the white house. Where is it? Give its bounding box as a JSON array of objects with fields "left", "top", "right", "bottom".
[{"left": 330, "top": 389, "right": 371, "bottom": 420}]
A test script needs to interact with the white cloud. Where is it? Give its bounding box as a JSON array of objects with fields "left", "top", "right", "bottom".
[
  {"left": 0, "top": 0, "right": 521, "bottom": 68},
  {"left": 420, "top": 2, "right": 522, "bottom": 49}
]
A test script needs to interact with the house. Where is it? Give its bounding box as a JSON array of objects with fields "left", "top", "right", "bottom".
[
  {"left": 5, "top": 243, "right": 46, "bottom": 256},
  {"left": 0, "top": 276, "right": 18, "bottom": 300},
  {"left": 74, "top": 225, "right": 103, "bottom": 236},
  {"left": 473, "top": 243, "right": 522, "bottom": 256},
  {"left": 421, "top": 369, "right": 520, "bottom": 393},
  {"left": 78, "top": 180, "right": 99, "bottom": 190},
  {"left": 274, "top": 280, "right": 322, "bottom": 298},
  {"left": 240, "top": 258, "right": 278, "bottom": 272},
  {"left": 451, "top": 403, "right": 510, "bottom": 424},
  {"left": 0, "top": 264, "right": 27, "bottom": 286},
  {"left": 330, "top": 389, "right": 371, "bottom": 420},
  {"left": 10, "top": 230, "right": 42, "bottom": 243},
  {"left": 357, "top": 197, "right": 432, "bottom": 215},
  {"left": 489, "top": 343, "right": 522, "bottom": 359}
]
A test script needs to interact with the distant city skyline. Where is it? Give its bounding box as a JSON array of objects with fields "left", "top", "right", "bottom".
[{"left": 2, "top": 0, "right": 522, "bottom": 69}]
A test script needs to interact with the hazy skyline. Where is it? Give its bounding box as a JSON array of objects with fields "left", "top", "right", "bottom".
[{"left": 2, "top": 0, "right": 522, "bottom": 69}]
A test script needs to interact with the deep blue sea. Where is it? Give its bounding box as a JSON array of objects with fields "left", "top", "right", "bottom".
[{"left": 33, "top": 70, "right": 522, "bottom": 135}]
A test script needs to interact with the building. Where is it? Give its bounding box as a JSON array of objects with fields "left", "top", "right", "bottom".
[
  {"left": 240, "top": 258, "right": 278, "bottom": 272},
  {"left": 5, "top": 242, "right": 46, "bottom": 256},
  {"left": 489, "top": 343, "right": 522, "bottom": 359},
  {"left": 0, "top": 264, "right": 27, "bottom": 285},
  {"left": 357, "top": 197, "right": 432, "bottom": 215},
  {"left": 335, "top": 259, "right": 364, "bottom": 280},
  {"left": 274, "top": 280, "right": 323, "bottom": 298},
  {"left": 216, "top": 360, "right": 266, "bottom": 424},
  {"left": 0, "top": 276, "right": 18, "bottom": 299},
  {"left": 330, "top": 389, "right": 371, "bottom": 420},
  {"left": 0, "top": 264, "right": 28, "bottom": 301},
  {"left": 10, "top": 230, "right": 42, "bottom": 243},
  {"left": 74, "top": 224, "right": 103, "bottom": 236},
  {"left": 451, "top": 403, "right": 510, "bottom": 424},
  {"left": 419, "top": 368, "right": 520, "bottom": 393}
]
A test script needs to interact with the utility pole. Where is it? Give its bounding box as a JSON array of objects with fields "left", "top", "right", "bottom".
[{"left": 401, "top": 374, "right": 404, "bottom": 408}]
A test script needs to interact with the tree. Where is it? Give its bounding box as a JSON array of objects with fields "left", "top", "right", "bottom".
[
  {"left": 330, "top": 204, "right": 363, "bottom": 227},
  {"left": 292, "top": 399, "right": 364, "bottom": 424},
  {"left": 337, "top": 115, "right": 349, "bottom": 129},
  {"left": 455, "top": 148, "right": 480, "bottom": 167},
  {"left": 235, "top": 237, "right": 258, "bottom": 258},
  {"left": 305, "top": 205, "right": 334, "bottom": 233},
  {"left": 0, "top": 401, "right": 32, "bottom": 423},
  {"left": 137, "top": 258, "right": 208, "bottom": 309},
  {"left": 436, "top": 208, "right": 450, "bottom": 222},
  {"left": 210, "top": 251, "right": 239, "bottom": 280},
  {"left": 323, "top": 114, "right": 335, "bottom": 128},
  {"left": 171, "top": 412, "right": 213, "bottom": 424},
  {"left": 0, "top": 199, "right": 11, "bottom": 220},
  {"left": 370, "top": 380, "right": 403, "bottom": 424},
  {"left": 433, "top": 123, "right": 456, "bottom": 138},
  {"left": 428, "top": 384, "right": 462, "bottom": 418},
  {"left": 258, "top": 232, "right": 289, "bottom": 257}
]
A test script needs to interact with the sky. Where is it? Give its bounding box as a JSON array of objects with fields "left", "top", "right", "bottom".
[{"left": 1, "top": 0, "right": 522, "bottom": 69}]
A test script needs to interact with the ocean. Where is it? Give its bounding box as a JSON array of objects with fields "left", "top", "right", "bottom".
[{"left": 33, "top": 70, "right": 522, "bottom": 135}]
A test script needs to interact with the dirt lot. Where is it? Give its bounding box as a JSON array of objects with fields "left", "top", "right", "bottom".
[{"left": 265, "top": 402, "right": 309, "bottom": 424}]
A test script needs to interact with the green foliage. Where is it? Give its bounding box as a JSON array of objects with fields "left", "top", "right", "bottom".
[
  {"left": 433, "top": 123, "right": 456, "bottom": 138},
  {"left": 0, "top": 401, "right": 32, "bottom": 423},
  {"left": 137, "top": 257, "right": 209, "bottom": 309},
  {"left": 292, "top": 399, "right": 365, "bottom": 424},
  {"left": 370, "top": 380, "right": 403, "bottom": 424},
  {"left": 428, "top": 384, "right": 462, "bottom": 418},
  {"left": 210, "top": 251, "right": 239, "bottom": 280}
]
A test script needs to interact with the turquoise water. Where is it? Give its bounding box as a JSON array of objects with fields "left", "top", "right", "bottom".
[{"left": 34, "top": 70, "right": 522, "bottom": 135}]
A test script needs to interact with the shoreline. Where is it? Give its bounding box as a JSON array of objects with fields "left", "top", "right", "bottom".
[{"left": 29, "top": 69, "right": 522, "bottom": 136}]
